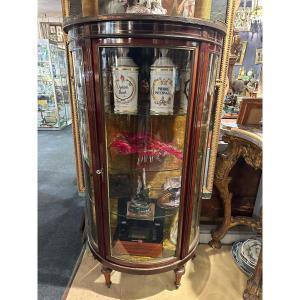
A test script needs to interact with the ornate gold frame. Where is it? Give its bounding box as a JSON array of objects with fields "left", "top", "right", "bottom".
[
  {"left": 205, "top": 0, "right": 238, "bottom": 193},
  {"left": 61, "top": 0, "right": 85, "bottom": 192}
]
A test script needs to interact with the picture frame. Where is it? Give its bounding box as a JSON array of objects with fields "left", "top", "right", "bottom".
[
  {"left": 255, "top": 48, "right": 263, "bottom": 64},
  {"left": 235, "top": 41, "right": 247, "bottom": 65},
  {"left": 237, "top": 98, "right": 262, "bottom": 125}
]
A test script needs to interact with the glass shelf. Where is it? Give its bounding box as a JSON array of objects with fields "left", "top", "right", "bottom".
[
  {"left": 110, "top": 205, "right": 179, "bottom": 220},
  {"left": 105, "top": 110, "right": 187, "bottom": 117},
  {"left": 108, "top": 167, "right": 181, "bottom": 173}
]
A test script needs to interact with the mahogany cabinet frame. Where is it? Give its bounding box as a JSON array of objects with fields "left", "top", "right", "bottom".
[{"left": 64, "top": 15, "right": 225, "bottom": 282}]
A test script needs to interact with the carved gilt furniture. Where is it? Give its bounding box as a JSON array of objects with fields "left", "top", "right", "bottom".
[
  {"left": 209, "top": 124, "right": 262, "bottom": 248},
  {"left": 208, "top": 124, "right": 262, "bottom": 299}
]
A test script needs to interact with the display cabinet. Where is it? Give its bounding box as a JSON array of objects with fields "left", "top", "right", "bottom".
[
  {"left": 61, "top": 0, "right": 237, "bottom": 195},
  {"left": 37, "top": 39, "right": 72, "bottom": 129},
  {"left": 64, "top": 16, "right": 225, "bottom": 287}
]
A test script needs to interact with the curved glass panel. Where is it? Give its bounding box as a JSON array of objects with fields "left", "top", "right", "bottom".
[
  {"left": 99, "top": 46, "right": 193, "bottom": 262},
  {"left": 57, "top": 49, "right": 72, "bottom": 124},
  {"left": 189, "top": 52, "right": 220, "bottom": 246},
  {"left": 72, "top": 49, "right": 98, "bottom": 245}
]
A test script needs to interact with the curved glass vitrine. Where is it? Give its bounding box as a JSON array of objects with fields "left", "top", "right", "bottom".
[{"left": 65, "top": 15, "right": 225, "bottom": 288}]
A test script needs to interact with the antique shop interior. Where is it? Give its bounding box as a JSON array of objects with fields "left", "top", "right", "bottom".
[{"left": 37, "top": 0, "right": 263, "bottom": 299}]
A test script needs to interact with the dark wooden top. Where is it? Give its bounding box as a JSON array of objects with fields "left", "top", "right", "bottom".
[{"left": 63, "top": 14, "right": 226, "bottom": 44}]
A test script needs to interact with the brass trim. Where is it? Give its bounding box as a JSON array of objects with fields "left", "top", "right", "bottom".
[
  {"left": 215, "top": 79, "right": 222, "bottom": 87},
  {"left": 205, "top": 0, "right": 238, "bottom": 192},
  {"left": 64, "top": 34, "right": 85, "bottom": 192}
]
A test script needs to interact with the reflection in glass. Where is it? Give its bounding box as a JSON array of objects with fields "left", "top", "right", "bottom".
[
  {"left": 189, "top": 53, "right": 220, "bottom": 246},
  {"left": 72, "top": 49, "right": 97, "bottom": 245},
  {"left": 211, "top": 0, "right": 228, "bottom": 22},
  {"left": 73, "top": 50, "right": 90, "bottom": 163},
  {"left": 100, "top": 47, "right": 193, "bottom": 262}
]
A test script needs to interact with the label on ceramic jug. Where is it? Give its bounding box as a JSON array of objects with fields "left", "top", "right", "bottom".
[
  {"left": 179, "top": 69, "right": 191, "bottom": 113},
  {"left": 150, "top": 67, "right": 176, "bottom": 115},
  {"left": 113, "top": 67, "right": 138, "bottom": 114}
]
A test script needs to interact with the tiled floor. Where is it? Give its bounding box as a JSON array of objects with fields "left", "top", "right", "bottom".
[{"left": 65, "top": 244, "right": 251, "bottom": 300}]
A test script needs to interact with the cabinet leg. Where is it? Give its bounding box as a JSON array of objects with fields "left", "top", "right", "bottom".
[
  {"left": 174, "top": 265, "right": 185, "bottom": 289},
  {"left": 101, "top": 266, "right": 112, "bottom": 288}
]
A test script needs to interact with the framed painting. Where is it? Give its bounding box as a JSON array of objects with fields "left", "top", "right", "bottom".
[{"left": 237, "top": 98, "right": 262, "bottom": 125}]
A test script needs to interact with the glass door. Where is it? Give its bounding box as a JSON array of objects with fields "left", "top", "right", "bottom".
[{"left": 98, "top": 46, "right": 194, "bottom": 263}]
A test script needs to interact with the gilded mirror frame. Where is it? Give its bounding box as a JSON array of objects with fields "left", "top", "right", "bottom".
[
  {"left": 61, "top": 0, "right": 85, "bottom": 192},
  {"left": 203, "top": 0, "right": 238, "bottom": 195},
  {"left": 60, "top": 0, "right": 238, "bottom": 194}
]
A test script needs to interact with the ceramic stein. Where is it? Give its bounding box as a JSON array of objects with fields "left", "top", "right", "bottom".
[
  {"left": 112, "top": 49, "right": 139, "bottom": 114},
  {"left": 150, "top": 49, "right": 176, "bottom": 115}
]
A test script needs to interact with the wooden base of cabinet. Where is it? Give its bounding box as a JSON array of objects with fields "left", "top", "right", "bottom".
[{"left": 113, "top": 240, "right": 163, "bottom": 257}]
